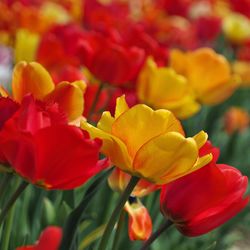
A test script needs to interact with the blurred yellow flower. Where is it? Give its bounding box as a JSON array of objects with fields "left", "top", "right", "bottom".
[
  {"left": 137, "top": 57, "right": 200, "bottom": 119},
  {"left": 170, "top": 48, "right": 239, "bottom": 105},
  {"left": 14, "top": 29, "right": 40, "bottom": 63},
  {"left": 81, "top": 96, "right": 212, "bottom": 184},
  {"left": 222, "top": 13, "right": 250, "bottom": 44},
  {"left": 232, "top": 61, "right": 250, "bottom": 87}
]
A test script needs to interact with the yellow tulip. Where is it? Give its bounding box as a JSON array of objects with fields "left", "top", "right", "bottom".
[
  {"left": 11, "top": 61, "right": 86, "bottom": 121},
  {"left": 222, "top": 13, "right": 250, "bottom": 44},
  {"left": 137, "top": 57, "right": 200, "bottom": 119},
  {"left": 232, "top": 61, "right": 250, "bottom": 87},
  {"left": 81, "top": 96, "right": 212, "bottom": 184},
  {"left": 170, "top": 48, "right": 239, "bottom": 105},
  {"left": 14, "top": 29, "right": 40, "bottom": 63}
]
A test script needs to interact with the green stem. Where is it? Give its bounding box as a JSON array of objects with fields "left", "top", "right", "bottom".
[
  {"left": 0, "top": 173, "right": 12, "bottom": 201},
  {"left": 140, "top": 220, "right": 173, "bottom": 250},
  {"left": 1, "top": 202, "right": 15, "bottom": 250},
  {"left": 111, "top": 209, "right": 126, "bottom": 250},
  {"left": 98, "top": 176, "right": 139, "bottom": 250},
  {"left": 87, "top": 82, "right": 104, "bottom": 121},
  {"left": 0, "top": 181, "right": 28, "bottom": 226}
]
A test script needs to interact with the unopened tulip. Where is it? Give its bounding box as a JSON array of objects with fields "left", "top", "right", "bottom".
[
  {"left": 125, "top": 198, "right": 152, "bottom": 241},
  {"left": 224, "top": 107, "right": 249, "bottom": 134}
]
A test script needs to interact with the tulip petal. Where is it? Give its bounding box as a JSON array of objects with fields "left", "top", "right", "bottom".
[
  {"left": 186, "top": 48, "right": 231, "bottom": 92},
  {"left": 112, "top": 104, "right": 184, "bottom": 159},
  {"left": 46, "top": 80, "right": 86, "bottom": 121},
  {"left": 115, "top": 95, "right": 129, "bottom": 119},
  {"left": 97, "top": 111, "right": 115, "bottom": 133},
  {"left": 33, "top": 125, "right": 106, "bottom": 189},
  {"left": 133, "top": 132, "right": 199, "bottom": 184},
  {"left": 12, "top": 61, "right": 54, "bottom": 102},
  {"left": 192, "top": 131, "right": 208, "bottom": 149},
  {"left": 81, "top": 121, "right": 132, "bottom": 172}
]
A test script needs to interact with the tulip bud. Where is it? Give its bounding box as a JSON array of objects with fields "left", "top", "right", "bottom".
[
  {"left": 125, "top": 198, "right": 152, "bottom": 241},
  {"left": 224, "top": 107, "right": 249, "bottom": 134}
]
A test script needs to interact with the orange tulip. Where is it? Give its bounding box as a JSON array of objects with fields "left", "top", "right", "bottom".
[
  {"left": 11, "top": 61, "right": 86, "bottom": 121},
  {"left": 170, "top": 48, "right": 239, "bottom": 105}
]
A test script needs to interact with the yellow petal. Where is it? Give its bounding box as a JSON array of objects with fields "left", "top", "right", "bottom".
[
  {"left": 133, "top": 132, "right": 199, "bottom": 184},
  {"left": 97, "top": 111, "right": 115, "bottom": 133},
  {"left": 115, "top": 95, "right": 129, "bottom": 119},
  {"left": 192, "top": 130, "right": 208, "bottom": 149},
  {"left": 81, "top": 121, "right": 132, "bottom": 172},
  {"left": 192, "top": 154, "right": 213, "bottom": 170},
  {"left": 46, "top": 80, "right": 86, "bottom": 121},
  {"left": 12, "top": 61, "right": 54, "bottom": 102},
  {"left": 112, "top": 104, "right": 184, "bottom": 159}
]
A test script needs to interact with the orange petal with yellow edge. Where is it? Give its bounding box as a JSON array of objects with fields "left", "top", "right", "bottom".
[
  {"left": 12, "top": 61, "right": 54, "bottom": 102},
  {"left": 46, "top": 80, "right": 86, "bottom": 121}
]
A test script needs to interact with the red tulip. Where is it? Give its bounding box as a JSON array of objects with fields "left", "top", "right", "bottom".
[
  {"left": 0, "top": 95, "right": 108, "bottom": 189},
  {"left": 83, "top": 0, "right": 129, "bottom": 32},
  {"left": 36, "top": 24, "right": 84, "bottom": 69},
  {"left": 193, "top": 16, "right": 222, "bottom": 42},
  {"left": 78, "top": 32, "right": 145, "bottom": 86},
  {"left": 16, "top": 226, "right": 62, "bottom": 250},
  {"left": 83, "top": 83, "right": 109, "bottom": 121},
  {"left": 157, "top": 0, "right": 192, "bottom": 17},
  {"left": 50, "top": 65, "right": 87, "bottom": 85},
  {"left": 230, "top": 0, "right": 250, "bottom": 18},
  {"left": 160, "top": 142, "right": 249, "bottom": 236},
  {"left": 0, "top": 97, "right": 19, "bottom": 163}
]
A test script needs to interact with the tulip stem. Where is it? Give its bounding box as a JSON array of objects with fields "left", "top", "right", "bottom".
[
  {"left": 98, "top": 176, "right": 139, "bottom": 250},
  {"left": 0, "top": 173, "right": 12, "bottom": 201},
  {"left": 87, "top": 82, "right": 104, "bottom": 121},
  {"left": 111, "top": 209, "right": 126, "bottom": 250},
  {"left": 140, "top": 220, "right": 173, "bottom": 250},
  {"left": 1, "top": 201, "right": 15, "bottom": 250},
  {"left": 0, "top": 181, "right": 28, "bottom": 226}
]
